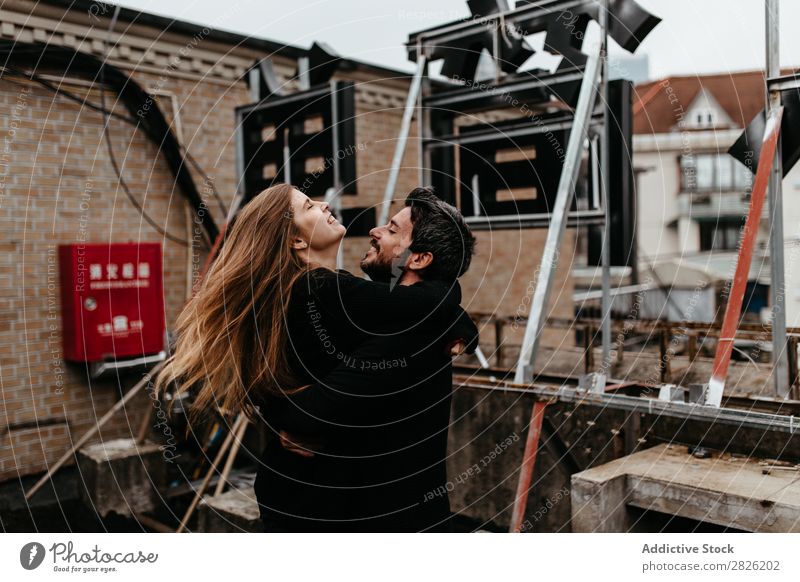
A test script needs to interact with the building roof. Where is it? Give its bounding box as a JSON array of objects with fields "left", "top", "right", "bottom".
[
  {"left": 633, "top": 70, "right": 773, "bottom": 135},
  {"left": 37, "top": 0, "right": 416, "bottom": 81}
]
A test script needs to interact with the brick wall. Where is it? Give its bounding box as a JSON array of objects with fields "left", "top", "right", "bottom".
[
  {"left": 0, "top": 57, "right": 251, "bottom": 481},
  {"left": 462, "top": 229, "right": 576, "bottom": 351}
]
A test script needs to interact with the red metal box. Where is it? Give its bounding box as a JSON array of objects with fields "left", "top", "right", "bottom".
[{"left": 58, "top": 243, "right": 165, "bottom": 362}]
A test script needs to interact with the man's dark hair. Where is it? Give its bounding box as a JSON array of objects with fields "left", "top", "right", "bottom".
[{"left": 404, "top": 187, "right": 476, "bottom": 282}]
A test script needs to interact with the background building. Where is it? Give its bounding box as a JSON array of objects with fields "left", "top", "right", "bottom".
[{"left": 630, "top": 70, "right": 800, "bottom": 326}]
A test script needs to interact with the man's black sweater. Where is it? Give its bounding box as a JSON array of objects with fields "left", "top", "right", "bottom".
[{"left": 254, "top": 268, "right": 477, "bottom": 532}]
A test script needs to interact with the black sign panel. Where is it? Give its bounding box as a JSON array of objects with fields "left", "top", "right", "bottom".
[{"left": 237, "top": 81, "right": 357, "bottom": 200}]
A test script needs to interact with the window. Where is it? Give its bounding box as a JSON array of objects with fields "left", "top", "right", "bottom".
[
  {"left": 681, "top": 153, "right": 751, "bottom": 192},
  {"left": 696, "top": 155, "right": 714, "bottom": 190},
  {"left": 699, "top": 217, "right": 746, "bottom": 251},
  {"left": 716, "top": 156, "right": 732, "bottom": 190},
  {"left": 680, "top": 156, "right": 696, "bottom": 191},
  {"left": 693, "top": 110, "right": 716, "bottom": 128}
]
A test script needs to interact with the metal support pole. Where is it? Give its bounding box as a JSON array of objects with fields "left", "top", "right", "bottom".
[
  {"left": 329, "top": 82, "right": 345, "bottom": 269},
  {"left": 492, "top": 22, "right": 501, "bottom": 85},
  {"left": 471, "top": 173, "right": 481, "bottom": 217},
  {"left": 417, "top": 45, "right": 429, "bottom": 187},
  {"left": 282, "top": 127, "right": 292, "bottom": 184},
  {"left": 474, "top": 346, "right": 491, "bottom": 369},
  {"left": 25, "top": 363, "right": 164, "bottom": 501},
  {"left": 514, "top": 44, "right": 602, "bottom": 384},
  {"left": 766, "top": 0, "right": 790, "bottom": 398},
  {"left": 232, "top": 110, "right": 246, "bottom": 221},
  {"left": 599, "top": 0, "right": 612, "bottom": 373},
  {"left": 509, "top": 400, "right": 549, "bottom": 532},
  {"left": 330, "top": 80, "right": 341, "bottom": 192},
  {"left": 379, "top": 55, "right": 427, "bottom": 227},
  {"left": 325, "top": 187, "right": 344, "bottom": 270},
  {"left": 708, "top": 106, "right": 784, "bottom": 407},
  {"left": 247, "top": 67, "right": 261, "bottom": 102}
]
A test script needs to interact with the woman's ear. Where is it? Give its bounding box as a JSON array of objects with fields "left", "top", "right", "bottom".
[{"left": 291, "top": 237, "right": 308, "bottom": 250}]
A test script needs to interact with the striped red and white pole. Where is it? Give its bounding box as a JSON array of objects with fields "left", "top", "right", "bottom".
[{"left": 708, "top": 106, "right": 784, "bottom": 407}]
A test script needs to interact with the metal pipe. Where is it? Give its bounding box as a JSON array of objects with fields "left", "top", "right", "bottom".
[
  {"left": 407, "top": 0, "right": 586, "bottom": 50},
  {"left": 416, "top": 42, "right": 428, "bottom": 187},
  {"left": 379, "top": 55, "right": 427, "bottom": 226},
  {"left": 599, "top": 0, "right": 612, "bottom": 373},
  {"left": 590, "top": 135, "right": 601, "bottom": 210},
  {"left": 330, "top": 80, "right": 341, "bottom": 191},
  {"left": 325, "top": 187, "right": 344, "bottom": 270},
  {"left": 766, "top": 0, "right": 790, "bottom": 398},
  {"left": 426, "top": 113, "right": 602, "bottom": 148},
  {"left": 514, "top": 43, "right": 602, "bottom": 384},
  {"left": 509, "top": 401, "right": 549, "bottom": 532},
  {"left": 456, "top": 380, "right": 800, "bottom": 434},
  {"left": 232, "top": 110, "right": 246, "bottom": 221},
  {"left": 422, "top": 69, "right": 585, "bottom": 108},
  {"left": 177, "top": 414, "right": 247, "bottom": 532},
  {"left": 237, "top": 85, "right": 331, "bottom": 114},
  {"left": 465, "top": 209, "right": 607, "bottom": 229},
  {"left": 474, "top": 346, "right": 491, "bottom": 369},
  {"left": 708, "top": 106, "right": 784, "bottom": 407},
  {"left": 213, "top": 415, "right": 249, "bottom": 496},
  {"left": 147, "top": 88, "right": 193, "bottom": 302},
  {"left": 471, "top": 173, "right": 481, "bottom": 217},
  {"left": 329, "top": 82, "right": 345, "bottom": 268},
  {"left": 282, "top": 127, "right": 292, "bottom": 184}
]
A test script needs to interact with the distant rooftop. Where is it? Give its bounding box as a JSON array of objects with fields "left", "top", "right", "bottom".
[{"left": 632, "top": 69, "right": 785, "bottom": 135}]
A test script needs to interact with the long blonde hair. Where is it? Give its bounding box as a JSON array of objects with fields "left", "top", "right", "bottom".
[{"left": 154, "top": 183, "right": 309, "bottom": 426}]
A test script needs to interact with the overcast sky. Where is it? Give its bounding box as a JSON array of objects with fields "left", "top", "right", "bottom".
[{"left": 111, "top": 0, "right": 800, "bottom": 81}]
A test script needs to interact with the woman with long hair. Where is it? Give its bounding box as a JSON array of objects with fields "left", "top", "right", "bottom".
[{"left": 154, "top": 183, "right": 473, "bottom": 532}]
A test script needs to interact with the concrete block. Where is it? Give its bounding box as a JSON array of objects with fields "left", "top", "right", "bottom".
[
  {"left": 571, "top": 473, "right": 631, "bottom": 532},
  {"left": 77, "top": 438, "right": 166, "bottom": 518},
  {"left": 571, "top": 443, "right": 800, "bottom": 532},
  {"left": 196, "top": 486, "right": 264, "bottom": 533}
]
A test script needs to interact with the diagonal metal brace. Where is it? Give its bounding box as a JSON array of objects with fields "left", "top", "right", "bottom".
[{"left": 513, "top": 43, "right": 602, "bottom": 384}]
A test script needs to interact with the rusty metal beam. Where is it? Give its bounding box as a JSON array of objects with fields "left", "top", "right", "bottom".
[
  {"left": 509, "top": 400, "right": 549, "bottom": 532},
  {"left": 708, "top": 106, "right": 784, "bottom": 407}
]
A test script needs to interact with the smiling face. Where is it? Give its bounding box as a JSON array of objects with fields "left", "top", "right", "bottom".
[
  {"left": 360, "top": 206, "right": 414, "bottom": 282},
  {"left": 289, "top": 189, "right": 345, "bottom": 255}
]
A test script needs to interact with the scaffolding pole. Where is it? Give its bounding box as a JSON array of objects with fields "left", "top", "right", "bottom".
[
  {"left": 766, "top": 0, "right": 790, "bottom": 398},
  {"left": 708, "top": 106, "right": 784, "bottom": 407},
  {"left": 379, "top": 55, "right": 427, "bottom": 226},
  {"left": 599, "top": 0, "right": 612, "bottom": 372},
  {"left": 513, "top": 43, "right": 603, "bottom": 384}
]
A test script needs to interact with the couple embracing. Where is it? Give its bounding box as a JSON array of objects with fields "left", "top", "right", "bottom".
[{"left": 157, "top": 183, "right": 477, "bottom": 532}]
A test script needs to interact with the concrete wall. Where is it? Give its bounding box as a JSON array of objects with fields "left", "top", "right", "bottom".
[{"left": 446, "top": 383, "right": 800, "bottom": 532}]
